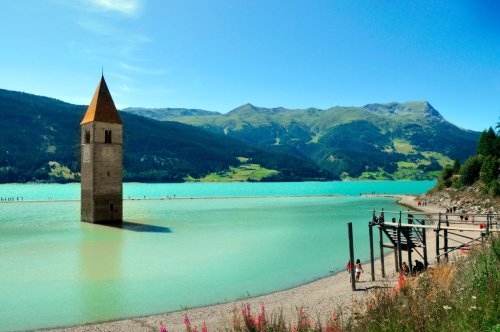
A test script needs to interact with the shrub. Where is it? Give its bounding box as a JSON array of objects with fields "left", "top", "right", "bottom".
[
  {"left": 459, "top": 156, "right": 483, "bottom": 186},
  {"left": 480, "top": 156, "right": 499, "bottom": 186},
  {"left": 490, "top": 180, "right": 500, "bottom": 197},
  {"left": 438, "top": 166, "right": 454, "bottom": 188}
]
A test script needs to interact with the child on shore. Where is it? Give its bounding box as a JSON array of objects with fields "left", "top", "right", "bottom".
[{"left": 355, "top": 259, "right": 363, "bottom": 281}]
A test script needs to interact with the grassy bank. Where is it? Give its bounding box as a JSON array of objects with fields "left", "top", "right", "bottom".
[
  {"left": 180, "top": 235, "right": 499, "bottom": 332},
  {"left": 353, "top": 235, "right": 499, "bottom": 331}
]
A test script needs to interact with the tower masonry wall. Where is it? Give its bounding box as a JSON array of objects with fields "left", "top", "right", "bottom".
[{"left": 81, "top": 121, "right": 123, "bottom": 223}]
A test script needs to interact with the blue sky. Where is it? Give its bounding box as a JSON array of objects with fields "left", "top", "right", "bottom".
[{"left": 0, "top": 0, "right": 499, "bottom": 131}]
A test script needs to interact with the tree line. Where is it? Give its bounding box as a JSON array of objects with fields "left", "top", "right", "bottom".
[{"left": 437, "top": 125, "right": 500, "bottom": 196}]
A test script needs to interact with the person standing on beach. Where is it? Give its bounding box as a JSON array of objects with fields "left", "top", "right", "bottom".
[
  {"left": 159, "top": 321, "right": 167, "bottom": 332},
  {"left": 355, "top": 259, "right": 363, "bottom": 281},
  {"left": 402, "top": 262, "right": 410, "bottom": 276}
]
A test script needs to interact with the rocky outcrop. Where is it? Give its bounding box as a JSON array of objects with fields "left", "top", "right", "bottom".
[{"left": 418, "top": 184, "right": 499, "bottom": 215}]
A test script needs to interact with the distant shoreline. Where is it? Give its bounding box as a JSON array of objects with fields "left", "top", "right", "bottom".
[
  {"left": 0, "top": 193, "right": 408, "bottom": 204},
  {"left": 0, "top": 179, "right": 436, "bottom": 185}
]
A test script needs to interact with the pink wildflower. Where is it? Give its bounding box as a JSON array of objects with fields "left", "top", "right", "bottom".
[
  {"left": 201, "top": 322, "right": 207, "bottom": 332},
  {"left": 390, "top": 273, "right": 406, "bottom": 296}
]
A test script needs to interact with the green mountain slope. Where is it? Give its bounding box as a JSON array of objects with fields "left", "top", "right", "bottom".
[
  {"left": 123, "top": 101, "right": 480, "bottom": 179},
  {"left": 0, "top": 89, "right": 330, "bottom": 183}
]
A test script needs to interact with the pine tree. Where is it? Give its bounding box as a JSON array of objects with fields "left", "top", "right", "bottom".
[
  {"left": 476, "top": 127, "right": 497, "bottom": 156},
  {"left": 459, "top": 156, "right": 483, "bottom": 186},
  {"left": 452, "top": 158, "right": 461, "bottom": 173},
  {"left": 480, "top": 156, "right": 499, "bottom": 185}
]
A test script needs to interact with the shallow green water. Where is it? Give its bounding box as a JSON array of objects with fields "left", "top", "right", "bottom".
[{"left": 0, "top": 182, "right": 433, "bottom": 331}]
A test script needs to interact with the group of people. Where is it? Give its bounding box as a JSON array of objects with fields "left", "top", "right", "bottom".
[
  {"left": 445, "top": 206, "right": 458, "bottom": 213},
  {"left": 347, "top": 257, "right": 426, "bottom": 281},
  {"left": 0, "top": 197, "right": 23, "bottom": 202},
  {"left": 417, "top": 200, "right": 427, "bottom": 207},
  {"left": 444, "top": 207, "right": 476, "bottom": 222},
  {"left": 346, "top": 259, "right": 364, "bottom": 281},
  {"left": 372, "top": 212, "right": 385, "bottom": 224},
  {"left": 401, "top": 259, "right": 425, "bottom": 276}
]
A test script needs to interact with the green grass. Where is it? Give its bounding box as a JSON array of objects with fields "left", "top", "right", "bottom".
[
  {"left": 48, "top": 161, "right": 78, "bottom": 180},
  {"left": 186, "top": 162, "right": 279, "bottom": 182},
  {"left": 393, "top": 139, "right": 416, "bottom": 154},
  {"left": 421, "top": 151, "right": 454, "bottom": 167},
  {"left": 236, "top": 157, "right": 250, "bottom": 163},
  {"left": 353, "top": 164, "right": 440, "bottom": 181},
  {"left": 397, "top": 161, "right": 418, "bottom": 168},
  {"left": 308, "top": 131, "right": 325, "bottom": 144},
  {"left": 358, "top": 169, "right": 393, "bottom": 180}
]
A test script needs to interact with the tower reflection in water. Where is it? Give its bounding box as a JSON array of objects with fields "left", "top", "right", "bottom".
[{"left": 79, "top": 222, "right": 125, "bottom": 322}]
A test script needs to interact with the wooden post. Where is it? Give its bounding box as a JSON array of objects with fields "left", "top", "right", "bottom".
[
  {"left": 435, "top": 217, "right": 440, "bottom": 264},
  {"left": 422, "top": 225, "right": 428, "bottom": 268},
  {"left": 348, "top": 222, "right": 356, "bottom": 291},
  {"left": 406, "top": 227, "right": 413, "bottom": 275},
  {"left": 369, "top": 222, "right": 375, "bottom": 281},
  {"left": 379, "top": 227, "right": 385, "bottom": 278},
  {"left": 444, "top": 213, "right": 449, "bottom": 262},
  {"left": 486, "top": 213, "right": 491, "bottom": 236},
  {"left": 392, "top": 217, "right": 399, "bottom": 273},
  {"left": 397, "top": 223, "right": 402, "bottom": 271}
]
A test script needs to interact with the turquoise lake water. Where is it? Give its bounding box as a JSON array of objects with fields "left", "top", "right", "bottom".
[{"left": 0, "top": 181, "right": 434, "bottom": 331}]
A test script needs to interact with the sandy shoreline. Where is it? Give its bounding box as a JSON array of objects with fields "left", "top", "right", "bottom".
[{"left": 43, "top": 195, "right": 441, "bottom": 332}]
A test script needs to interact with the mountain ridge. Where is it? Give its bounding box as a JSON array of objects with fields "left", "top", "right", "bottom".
[
  {"left": 0, "top": 87, "right": 480, "bottom": 182},
  {"left": 123, "top": 100, "right": 480, "bottom": 179}
]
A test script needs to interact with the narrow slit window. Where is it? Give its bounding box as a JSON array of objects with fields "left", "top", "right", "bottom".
[
  {"left": 104, "top": 130, "right": 112, "bottom": 144},
  {"left": 85, "top": 130, "right": 90, "bottom": 144}
]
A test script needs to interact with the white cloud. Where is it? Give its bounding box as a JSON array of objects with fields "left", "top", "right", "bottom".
[
  {"left": 119, "top": 61, "right": 167, "bottom": 75},
  {"left": 84, "top": 0, "right": 142, "bottom": 15},
  {"left": 108, "top": 72, "right": 133, "bottom": 82},
  {"left": 77, "top": 18, "right": 116, "bottom": 36}
]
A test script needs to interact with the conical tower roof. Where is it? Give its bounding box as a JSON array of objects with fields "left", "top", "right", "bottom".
[{"left": 81, "top": 75, "right": 123, "bottom": 125}]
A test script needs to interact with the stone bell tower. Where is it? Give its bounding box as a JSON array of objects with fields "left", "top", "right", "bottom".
[{"left": 80, "top": 75, "right": 123, "bottom": 223}]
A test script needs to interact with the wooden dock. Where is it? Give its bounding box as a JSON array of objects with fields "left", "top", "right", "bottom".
[{"left": 348, "top": 209, "right": 499, "bottom": 290}]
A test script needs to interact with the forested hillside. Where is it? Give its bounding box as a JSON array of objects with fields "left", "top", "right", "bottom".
[{"left": 0, "top": 89, "right": 330, "bottom": 183}]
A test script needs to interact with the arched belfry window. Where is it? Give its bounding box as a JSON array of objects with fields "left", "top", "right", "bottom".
[
  {"left": 104, "top": 130, "right": 112, "bottom": 144},
  {"left": 84, "top": 130, "right": 90, "bottom": 144}
]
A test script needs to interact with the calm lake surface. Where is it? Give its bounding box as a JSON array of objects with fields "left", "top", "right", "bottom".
[{"left": 0, "top": 181, "right": 434, "bottom": 331}]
